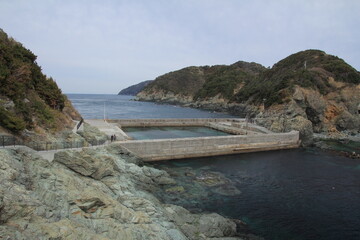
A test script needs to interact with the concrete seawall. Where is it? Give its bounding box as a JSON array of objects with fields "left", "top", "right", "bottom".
[
  {"left": 119, "top": 130, "right": 300, "bottom": 161},
  {"left": 87, "top": 118, "right": 300, "bottom": 161},
  {"left": 108, "top": 118, "right": 245, "bottom": 127}
]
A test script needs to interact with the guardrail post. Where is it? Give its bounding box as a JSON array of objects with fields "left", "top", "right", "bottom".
[{"left": 2, "top": 136, "right": 4, "bottom": 147}]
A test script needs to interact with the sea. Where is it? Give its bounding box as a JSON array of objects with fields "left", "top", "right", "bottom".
[{"left": 67, "top": 94, "right": 360, "bottom": 240}]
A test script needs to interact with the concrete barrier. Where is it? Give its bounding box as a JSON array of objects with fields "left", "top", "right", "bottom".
[
  {"left": 119, "top": 130, "right": 300, "bottom": 161},
  {"left": 108, "top": 118, "right": 245, "bottom": 127}
]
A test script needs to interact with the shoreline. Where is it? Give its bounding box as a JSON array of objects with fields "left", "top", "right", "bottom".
[{"left": 0, "top": 143, "right": 262, "bottom": 239}]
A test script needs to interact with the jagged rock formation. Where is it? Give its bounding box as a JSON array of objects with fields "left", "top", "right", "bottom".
[
  {"left": 137, "top": 50, "right": 360, "bottom": 144},
  {"left": 118, "top": 80, "right": 153, "bottom": 95},
  {"left": 0, "top": 145, "right": 259, "bottom": 240},
  {"left": 0, "top": 29, "right": 81, "bottom": 137}
]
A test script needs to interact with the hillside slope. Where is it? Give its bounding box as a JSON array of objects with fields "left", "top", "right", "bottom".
[
  {"left": 0, "top": 29, "right": 81, "bottom": 136},
  {"left": 118, "top": 80, "right": 153, "bottom": 96},
  {"left": 118, "top": 80, "right": 153, "bottom": 95},
  {"left": 137, "top": 50, "right": 360, "bottom": 143},
  {"left": 138, "top": 61, "right": 266, "bottom": 104}
]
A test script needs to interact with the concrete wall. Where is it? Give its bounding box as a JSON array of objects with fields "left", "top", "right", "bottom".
[
  {"left": 206, "top": 122, "right": 262, "bottom": 135},
  {"left": 119, "top": 130, "right": 300, "bottom": 161},
  {"left": 109, "top": 118, "right": 245, "bottom": 127}
]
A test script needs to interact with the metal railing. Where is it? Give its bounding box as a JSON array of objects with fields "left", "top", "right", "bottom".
[{"left": 77, "top": 118, "right": 84, "bottom": 130}]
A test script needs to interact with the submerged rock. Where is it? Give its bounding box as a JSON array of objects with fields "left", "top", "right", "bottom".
[
  {"left": 165, "top": 186, "right": 185, "bottom": 193},
  {"left": 195, "top": 171, "right": 231, "bottom": 187},
  {"left": 213, "top": 185, "right": 241, "bottom": 196}
]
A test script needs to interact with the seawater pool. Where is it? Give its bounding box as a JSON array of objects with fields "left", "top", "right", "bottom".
[{"left": 123, "top": 126, "right": 230, "bottom": 140}]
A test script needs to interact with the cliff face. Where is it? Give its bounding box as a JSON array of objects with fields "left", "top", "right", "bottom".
[
  {"left": 0, "top": 29, "right": 81, "bottom": 136},
  {"left": 118, "top": 80, "right": 153, "bottom": 95},
  {"left": 137, "top": 50, "right": 360, "bottom": 143}
]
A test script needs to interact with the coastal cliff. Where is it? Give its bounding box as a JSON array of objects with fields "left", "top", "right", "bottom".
[{"left": 137, "top": 50, "right": 360, "bottom": 144}]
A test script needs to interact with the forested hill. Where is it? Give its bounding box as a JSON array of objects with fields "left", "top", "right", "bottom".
[
  {"left": 0, "top": 29, "right": 81, "bottom": 134},
  {"left": 140, "top": 61, "right": 266, "bottom": 101},
  {"left": 234, "top": 50, "right": 360, "bottom": 107},
  {"left": 118, "top": 80, "right": 153, "bottom": 95},
  {"left": 137, "top": 50, "right": 360, "bottom": 137}
]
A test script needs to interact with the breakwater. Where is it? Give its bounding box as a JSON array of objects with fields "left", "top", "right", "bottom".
[
  {"left": 118, "top": 131, "right": 300, "bottom": 161},
  {"left": 98, "top": 118, "right": 301, "bottom": 161}
]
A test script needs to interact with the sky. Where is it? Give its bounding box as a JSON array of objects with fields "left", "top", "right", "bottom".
[{"left": 0, "top": 0, "right": 359, "bottom": 94}]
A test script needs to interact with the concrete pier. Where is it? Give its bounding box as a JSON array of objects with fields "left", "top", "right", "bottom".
[
  {"left": 118, "top": 131, "right": 300, "bottom": 161},
  {"left": 87, "top": 118, "right": 301, "bottom": 161}
]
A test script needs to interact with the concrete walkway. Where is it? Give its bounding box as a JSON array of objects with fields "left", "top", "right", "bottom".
[
  {"left": 1, "top": 119, "right": 126, "bottom": 162},
  {"left": 86, "top": 119, "right": 130, "bottom": 140}
]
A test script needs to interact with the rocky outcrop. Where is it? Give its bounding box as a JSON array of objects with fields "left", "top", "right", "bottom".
[
  {"left": 77, "top": 122, "right": 108, "bottom": 145},
  {"left": 0, "top": 144, "right": 254, "bottom": 239}
]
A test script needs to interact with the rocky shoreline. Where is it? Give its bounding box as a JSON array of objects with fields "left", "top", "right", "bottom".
[
  {"left": 0, "top": 143, "right": 263, "bottom": 240},
  {"left": 136, "top": 92, "right": 360, "bottom": 148}
]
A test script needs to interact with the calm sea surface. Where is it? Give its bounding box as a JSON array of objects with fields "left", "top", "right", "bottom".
[
  {"left": 67, "top": 94, "right": 360, "bottom": 240},
  {"left": 67, "top": 94, "right": 233, "bottom": 119}
]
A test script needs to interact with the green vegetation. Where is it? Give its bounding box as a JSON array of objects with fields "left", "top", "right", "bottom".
[
  {"left": 144, "top": 66, "right": 205, "bottom": 95},
  {"left": 142, "top": 49, "right": 360, "bottom": 108},
  {"left": 0, "top": 29, "right": 68, "bottom": 133},
  {"left": 195, "top": 62, "right": 264, "bottom": 100},
  {"left": 0, "top": 107, "right": 26, "bottom": 133},
  {"left": 234, "top": 50, "right": 360, "bottom": 106}
]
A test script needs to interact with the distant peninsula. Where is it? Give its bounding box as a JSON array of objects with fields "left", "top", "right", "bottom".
[{"left": 118, "top": 80, "right": 153, "bottom": 95}]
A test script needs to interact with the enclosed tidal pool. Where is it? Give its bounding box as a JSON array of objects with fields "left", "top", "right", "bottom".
[
  {"left": 68, "top": 94, "right": 360, "bottom": 240},
  {"left": 148, "top": 149, "right": 360, "bottom": 240},
  {"left": 123, "top": 126, "right": 230, "bottom": 140}
]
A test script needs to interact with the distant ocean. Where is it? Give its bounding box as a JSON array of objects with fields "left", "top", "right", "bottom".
[
  {"left": 67, "top": 94, "right": 234, "bottom": 119},
  {"left": 67, "top": 93, "right": 360, "bottom": 240}
]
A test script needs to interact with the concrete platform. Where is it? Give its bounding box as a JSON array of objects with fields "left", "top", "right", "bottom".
[
  {"left": 104, "top": 118, "right": 300, "bottom": 161},
  {"left": 86, "top": 119, "right": 130, "bottom": 140}
]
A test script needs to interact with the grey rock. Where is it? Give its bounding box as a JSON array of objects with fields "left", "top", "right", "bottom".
[
  {"left": 0, "top": 146, "right": 246, "bottom": 240},
  {"left": 166, "top": 229, "right": 189, "bottom": 240},
  {"left": 54, "top": 149, "right": 118, "bottom": 180}
]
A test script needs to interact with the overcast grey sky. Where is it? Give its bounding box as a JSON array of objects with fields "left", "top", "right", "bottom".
[{"left": 0, "top": 0, "right": 359, "bottom": 94}]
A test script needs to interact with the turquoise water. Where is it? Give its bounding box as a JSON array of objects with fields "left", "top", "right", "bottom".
[
  {"left": 123, "top": 126, "right": 230, "bottom": 140},
  {"left": 67, "top": 94, "right": 360, "bottom": 240}
]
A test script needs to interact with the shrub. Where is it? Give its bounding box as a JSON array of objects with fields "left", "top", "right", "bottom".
[{"left": 0, "top": 107, "right": 26, "bottom": 133}]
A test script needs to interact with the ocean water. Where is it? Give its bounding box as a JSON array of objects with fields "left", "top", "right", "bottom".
[
  {"left": 67, "top": 94, "right": 234, "bottom": 119},
  {"left": 150, "top": 149, "right": 360, "bottom": 240},
  {"left": 67, "top": 94, "right": 360, "bottom": 240}
]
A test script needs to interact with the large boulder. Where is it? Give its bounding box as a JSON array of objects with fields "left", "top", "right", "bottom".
[
  {"left": 54, "top": 149, "right": 118, "bottom": 180},
  {"left": 164, "top": 204, "right": 238, "bottom": 239}
]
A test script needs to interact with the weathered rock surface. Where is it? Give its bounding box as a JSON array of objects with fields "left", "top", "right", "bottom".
[
  {"left": 0, "top": 144, "right": 250, "bottom": 240},
  {"left": 77, "top": 122, "right": 108, "bottom": 145}
]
